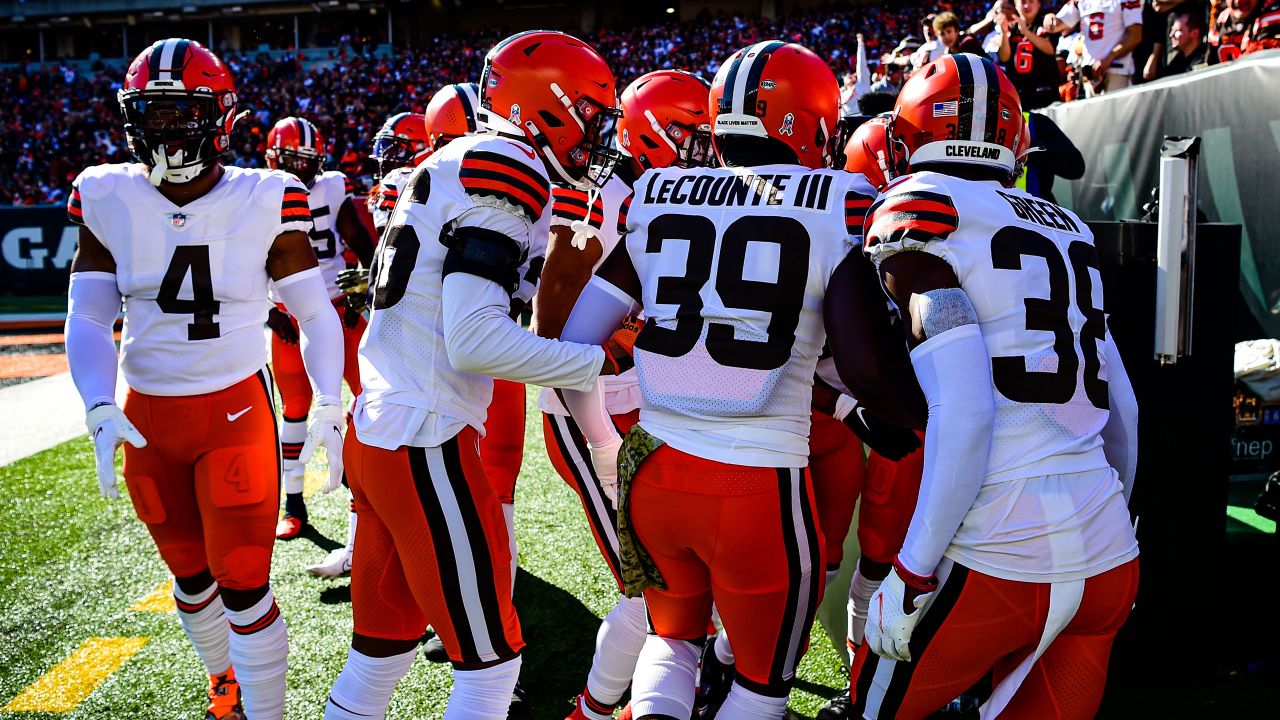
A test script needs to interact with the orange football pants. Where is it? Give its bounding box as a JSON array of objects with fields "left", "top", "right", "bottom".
[
  {"left": 271, "top": 300, "right": 365, "bottom": 420},
  {"left": 859, "top": 437, "right": 925, "bottom": 565},
  {"left": 808, "top": 411, "right": 865, "bottom": 570},
  {"left": 121, "top": 369, "right": 280, "bottom": 590},
  {"left": 480, "top": 379, "right": 526, "bottom": 504},
  {"left": 542, "top": 409, "right": 641, "bottom": 590},
  {"left": 344, "top": 425, "right": 522, "bottom": 668},
  {"left": 631, "top": 444, "right": 824, "bottom": 697},
  {"left": 850, "top": 557, "right": 1139, "bottom": 720}
]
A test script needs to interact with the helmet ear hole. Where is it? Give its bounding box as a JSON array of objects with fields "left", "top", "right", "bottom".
[
  {"left": 640, "top": 135, "right": 661, "bottom": 150},
  {"left": 538, "top": 109, "right": 565, "bottom": 128}
]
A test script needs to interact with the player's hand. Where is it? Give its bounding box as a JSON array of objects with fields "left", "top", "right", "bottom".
[
  {"left": 836, "top": 395, "right": 921, "bottom": 461},
  {"left": 588, "top": 433, "right": 624, "bottom": 507},
  {"left": 267, "top": 306, "right": 299, "bottom": 345},
  {"left": 85, "top": 402, "right": 147, "bottom": 500},
  {"left": 1042, "top": 13, "right": 1058, "bottom": 32},
  {"left": 337, "top": 267, "right": 370, "bottom": 317},
  {"left": 866, "top": 563, "right": 937, "bottom": 663},
  {"left": 300, "top": 398, "right": 345, "bottom": 493}
]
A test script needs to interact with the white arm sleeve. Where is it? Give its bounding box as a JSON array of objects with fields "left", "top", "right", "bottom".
[
  {"left": 275, "top": 266, "right": 344, "bottom": 403},
  {"left": 1101, "top": 335, "right": 1139, "bottom": 503},
  {"left": 442, "top": 272, "right": 604, "bottom": 390},
  {"left": 65, "top": 271, "right": 122, "bottom": 410},
  {"left": 897, "top": 323, "right": 996, "bottom": 577},
  {"left": 558, "top": 278, "right": 636, "bottom": 446}
]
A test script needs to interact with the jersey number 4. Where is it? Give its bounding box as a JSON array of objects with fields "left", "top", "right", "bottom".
[
  {"left": 157, "top": 245, "right": 221, "bottom": 340},
  {"left": 991, "top": 226, "right": 1107, "bottom": 409},
  {"left": 635, "top": 213, "right": 809, "bottom": 371}
]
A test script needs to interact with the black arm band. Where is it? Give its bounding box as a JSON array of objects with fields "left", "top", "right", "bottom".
[{"left": 442, "top": 224, "right": 525, "bottom": 294}]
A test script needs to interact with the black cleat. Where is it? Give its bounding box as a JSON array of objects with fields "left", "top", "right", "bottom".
[
  {"left": 508, "top": 682, "right": 529, "bottom": 718},
  {"left": 422, "top": 633, "right": 449, "bottom": 663},
  {"left": 815, "top": 686, "right": 852, "bottom": 720},
  {"left": 694, "top": 636, "right": 735, "bottom": 719}
]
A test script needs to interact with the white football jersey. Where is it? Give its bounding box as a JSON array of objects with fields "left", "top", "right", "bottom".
[
  {"left": 270, "top": 169, "right": 351, "bottom": 302},
  {"left": 355, "top": 134, "right": 553, "bottom": 450},
  {"left": 866, "top": 171, "right": 1137, "bottom": 580},
  {"left": 369, "top": 166, "right": 414, "bottom": 234},
  {"left": 70, "top": 163, "right": 312, "bottom": 396},
  {"left": 539, "top": 173, "right": 642, "bottom": 417},
  {"left": 1057, "top": 0, "right": 1144, "bottom": 76},
  {"left": 623, "top": 164, "right": 876, "bottom": 468}
]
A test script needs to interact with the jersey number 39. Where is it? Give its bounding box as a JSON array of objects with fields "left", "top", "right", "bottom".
[{"left": 635, "top": 213, "right": 809, "bottom": 372}]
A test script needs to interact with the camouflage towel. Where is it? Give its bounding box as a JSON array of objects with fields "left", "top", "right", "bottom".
[{"left": 616, "top": 425, "right": 667, "bottom": 598}]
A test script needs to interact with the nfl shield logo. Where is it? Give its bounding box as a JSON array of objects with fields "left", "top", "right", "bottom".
[{"left": 169, "top": 213, "right": 187, "bottom": 228}]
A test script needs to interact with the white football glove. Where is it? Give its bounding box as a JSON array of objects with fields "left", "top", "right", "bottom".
[
  {"left": 85, "top": 403, "right": 147, "bottom": 500},
  {"left": 300, "top": 398, "right": 345, "bottom": 494},
  {"left": 865, "top": 566, "right": 937, "bottom": 663},
  {"left": 588, "top": 433, "right": 624, "bottom": 508}
]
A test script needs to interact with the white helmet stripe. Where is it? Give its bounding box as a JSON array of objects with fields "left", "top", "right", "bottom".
[
  {"left": 157, "top": 39, "right": 178, "bottom": 80},
  {"left": 964, "top": 54, "right": 989, "bottom": 144},
  {"left": 730, "top": 42, "right": 770, "bottom": 114}
]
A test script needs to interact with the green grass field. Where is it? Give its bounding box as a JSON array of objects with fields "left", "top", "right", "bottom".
[
  {"left": 0, "top": 388, "right": 846, "bottom": 719},
  {"left": 1, "top": 386, "right": 1275, "bottom": 719}
]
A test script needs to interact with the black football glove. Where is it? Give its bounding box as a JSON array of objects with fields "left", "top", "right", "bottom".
[
  {"left": 839, "top": 396, "right": 921, "bottom": 461},
  {"left": 337, "top": 266, "right": 370, "bottom": 317},
  {"left": 266, "top": 306, "right": 299, "bottom": 345}
]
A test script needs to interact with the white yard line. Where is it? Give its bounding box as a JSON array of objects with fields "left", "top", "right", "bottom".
[{"left": 0, "top": 372, "right": 87, "bottom": 467}]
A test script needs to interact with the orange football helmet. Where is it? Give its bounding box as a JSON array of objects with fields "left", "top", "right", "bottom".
[
  {"left": 888, "top": 54, "right": 1024, "bottom": 178},
  {"left": 118, "top": 38, "right": 238, "bottom": 185},
  {"left": 709, "top": 41, "right": 840, "bottom": 169},
  {"left": 266, "top": 117, "right": 325, "bottom": 187},
  {"left": 425, "top": 83, "right": 480, "bottom": 151},
  {"left": 842, "top": 114, "right": 895, "bottom": 190},
  {"left": 617, "top": 70, "right": 713, "bottom": 171},
  {"left": 370, "top": 112, "right": 430, "bottom": 179},
  {"left": 479, "top": 30, "right": 622, "bottom": 188}
]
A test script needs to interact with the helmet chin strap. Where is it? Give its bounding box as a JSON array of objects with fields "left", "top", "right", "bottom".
[{"left": 148, "top": 150, "right": 169, "bottom": 186}]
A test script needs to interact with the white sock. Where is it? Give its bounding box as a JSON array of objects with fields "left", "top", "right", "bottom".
[
  {"left": 225, "top": 590, "right": 289, "bottom": 720},
  {"left": 284, "top": 466, "right": 306, "bottom": 495},
  {"left": 444, "top": 655, "right": 522, "bottom": 720},
  {"left": 345, "top": 498, "right": 358, "bottom": 552},
  {"left": 631, "top": 636, "right": 699, "bottom": 720},
  {"left": 847, "top": 565, "right": 881, "bottom": 654},
  {"left": 718, "top": 681, "right": 788, "bottom": 720},
  {"left": 583, "top": 594, "right": 647, "bottom": 714},
  {"left": 502, "top": 502, "right": 517, "bottom": 594},
  {"left": 281, "top": 415, "right": 308, "bottom": 482},
  {"left": 325, "top": 646, "right": 418, "bottom": 719},
  {"left": 714, "top": 628, "right": 735, "bottom": 665},
  {"left": 173, "top": 580, "right": 231, "bottom": 676}
]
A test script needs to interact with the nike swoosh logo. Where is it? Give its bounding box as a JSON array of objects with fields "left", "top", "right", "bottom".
[
  {"left": 517, "top": 145, "right": 537, "bottom": 161},
  {"left": 227, "top": 407, "right": 252, "bottom": 422}
]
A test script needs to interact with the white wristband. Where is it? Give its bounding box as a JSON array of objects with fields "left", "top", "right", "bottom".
[{"left": 833, "top": 394, "right": 858, "bottom": 422}]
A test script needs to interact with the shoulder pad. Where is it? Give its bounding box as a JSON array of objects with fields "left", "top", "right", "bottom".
[
  {"left": 73, "top": 163, "right": 129, "bottom": 201},
  {"left": 864, "top": 172, "right": 959, "bottom": 252}
]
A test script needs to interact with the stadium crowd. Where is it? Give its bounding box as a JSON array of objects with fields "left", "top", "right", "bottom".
[{"left": 1, "top": 0, "right": 1275, "bottom": 206}]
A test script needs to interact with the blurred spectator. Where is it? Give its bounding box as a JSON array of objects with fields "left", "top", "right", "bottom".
[
  {"left": 935, "top": 11, "right": 989, "bottom": 54},
  {"left": 1209, "top": 0, "right": 1260, "bottom": 62},
  {"left": 1243, "top": 0, "right": 1280, "bottom": 52},
  {"left": 871, "top": 55, "right": 910, "bottom": 95},
  {"left": 1142, "top": 0, "right": 1208, "bottom": 80},
  {"left": 1164, "top": 11, "right": 1212, "bottom": 72},
  {"left": 1019, "top": 111, "right": 1085, "bottom": 202},
  {"left": 998, "top": 0, "right": 1063, "bottom": 108},
  {"left": 912, "top": 13, "right": 949, "bottom": 68},
  {"left": 1046, "top": 0, "right": 1145, "bottom": 96}
]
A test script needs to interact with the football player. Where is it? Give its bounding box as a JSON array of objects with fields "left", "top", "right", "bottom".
[
  {"left": 534, "top": 68, "right": 713, "bottom": 720},
  {"left": 367, "top": 112, "right": 432, "bottom": 236},
  {"left": 262, "top": 117, "right": 375, "bottom": 558},
  {"left": 65, "top": 39, "right": 345, "bottom": 720},
  {"left": 850, "top": 54, "right": 1140, "bottom": 719},
  {"left": 323, "top": 31, "right": 621, "bottom": 719},
  {"left": 558, "top": 41, "right": 923, "bottom": 720}
]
